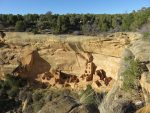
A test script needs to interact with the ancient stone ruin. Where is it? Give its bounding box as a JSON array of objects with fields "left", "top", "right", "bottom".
[
  {"left": 36, "top": 53, "right": 112, "bottom": 90},
  {"left": 80, "top": 53, "right": 112, "bottom": 89},
  {"left": 13, "top": 48, "right": 112, "bottom": 90},
  {"left": 38, "top": 70, "right": 79, "bottom": 88}
]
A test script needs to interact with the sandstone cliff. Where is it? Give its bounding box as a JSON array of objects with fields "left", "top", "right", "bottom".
[
  {"left": 0, "top": 32, "right": 140, "bottom": 80},
  {"left": 1, "top": 32, "right": 150, "bottom": 113},
  {"left": 99, "top": 37, "right": 150, "bottom": 113}
]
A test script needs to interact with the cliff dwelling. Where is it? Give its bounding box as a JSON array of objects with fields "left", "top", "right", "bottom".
[
  {"left": 34, "top": 52, "right": 113, "bottom": 91},
  {"left": 1, "top": 32, "right": 131, "bottom": 92}
]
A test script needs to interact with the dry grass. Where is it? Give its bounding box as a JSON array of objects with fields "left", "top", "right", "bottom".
[
  {"left": 136, "top": 105, "right": 150, "bottom": 113},
  {"left": 5, "top": 32, "right": 102, "bottom": 43},
  {"left": 4, "top": 32, "right": 141, "bottom": 46}
]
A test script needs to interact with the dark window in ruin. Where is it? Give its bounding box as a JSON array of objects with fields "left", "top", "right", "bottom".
[
  {"left": 42, "top": 76, "right": 45, "bottom": 80},
  {"left": 95, "top": 80, "right": 102, "bottom": 87},
  {"left": 47, "top": 77, "right": 50, "bottom": 80}
]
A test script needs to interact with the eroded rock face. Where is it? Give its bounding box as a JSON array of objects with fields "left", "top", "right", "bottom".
[
  {"left": 1, "top": 32, "right": 139, "bottom": 80},
  {"left": 1, "top": 32, "right": 148, "bottom": 113},
  {"left": 129, "top": 39, "right": 150, "bottom": 105},
  {"left": 38, "top": 96, "right": 79, "bottom": 113},
  {"left": 13, "top": 47, "right": 51, "bottom": 79},
  {"left": 38, "top": 96, "right": 100, "bottom": 113},
  {"left": 99, "top": 38, "right": 150, "bottom": 113},
  {"left": 140, "top": 72, "right": 150, "bottom": 104},
  {"left": 99, "top": 82, "right": 138, "bottom": 113},
  {"left": 130, "top": 39, "right": 150, "bottom": 62},
  {"left": 99, "top": 48, "right": 140, "bottom": 113}
]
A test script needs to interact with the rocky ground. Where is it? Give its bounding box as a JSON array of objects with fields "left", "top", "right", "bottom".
[
  {"left": 0, "top": 32, "right": 139, "bottom": 79},
  {"left": 0, "top": 32, "right": 150, "bottom": 113}
]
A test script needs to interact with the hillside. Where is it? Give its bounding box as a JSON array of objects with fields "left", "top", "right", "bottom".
[{"left": 0, "top": 32, "right": 150, "bottom": 113}]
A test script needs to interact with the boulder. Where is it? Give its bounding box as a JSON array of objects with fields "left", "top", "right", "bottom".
[
  {"left": 13, "top": 47, "right": 51, "bottom": 79},
  {"left": 99, "top": 84, "right": 136, "bottom": 113},
  {"left": 38, "top": 96, "right": 79, "bottom": 113}
]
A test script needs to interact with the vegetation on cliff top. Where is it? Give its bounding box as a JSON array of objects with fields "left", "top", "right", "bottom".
[{"left": 0, "top": 7, "right": 150, "bottom": 35}]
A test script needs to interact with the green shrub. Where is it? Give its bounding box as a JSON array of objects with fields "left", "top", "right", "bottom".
[
  {"left": 143, "top": 32, "right": 150, "bottom": 39},
  {"left": 7, "top": 86, "right": 19, "bottom": 97},
  {"left": 80, "top": 85, "right": 95, "bottom": 104},
  {"left": 32, "top": 28, "right": 39, "bottom": 34},
  {"left": 15, "top": 21, "right": 26, "bottom": 32},
  {"left": 32, "top": 100, "right": 44, "bottom": 113},
  {"left": 79, "top": 85, "right": 103, "bottom": 105},
  {"left": 32, "top": 92, "right": 43, "bottom": 102},
  {"left": 4, "top": 74, "right": 26, "bottom": 88},
  {"left": 122, "top": 57, "right": 141, "bottom": 91},
  {"left": 0, "top": 74, "right": 27, "bottom": 112},
  {"left": 0, "top": 74, "right": 27, "bottom": 97}
]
